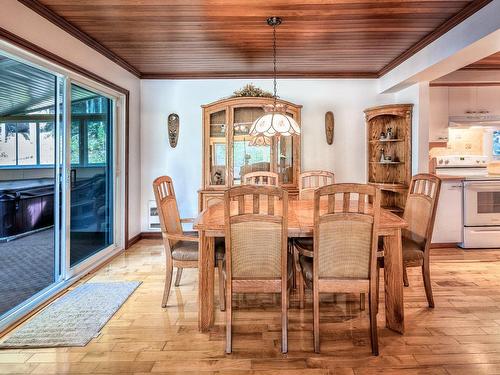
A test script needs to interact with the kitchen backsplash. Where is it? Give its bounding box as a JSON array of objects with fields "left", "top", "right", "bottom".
[{"left": 430, "top": 128, "right": 484, "bottom": 158}]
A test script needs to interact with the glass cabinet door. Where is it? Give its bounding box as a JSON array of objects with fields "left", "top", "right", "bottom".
[
  {"left": 232, "top": 107, "right": 271, "bottom": 185},
  {"left": 208, "top": 110, "right": 226, "bottom": 187},
  {"left": 277, "top": 136, "right": 294, "bottom": 184}
]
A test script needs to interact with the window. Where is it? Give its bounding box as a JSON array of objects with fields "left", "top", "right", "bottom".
[
  {"left": 494, "top": 130, "right": 500, "bottom": 156},
  {"left": 0, "top": 122, "right": 55, "bottom": 166},
  {"left": 39, "top": 123, "right": 55, "bottom": 165},
  {"left": 87, "top": 121, "right": 107, "bottom": 164},
  {"left": 71, "top": 121, "right": 80, "bottom": 165},
  {"left": 17, "top": 123, "right": 37, "bottom": 166},
  {"left": 0, "top": 124, "right": 16, "bottom": 166},
  {"left": 69, "top": 118, "right": 108, "bottom": 167},
  {"left": 69, "top": 93, "right": 110, "bottom": 167}
]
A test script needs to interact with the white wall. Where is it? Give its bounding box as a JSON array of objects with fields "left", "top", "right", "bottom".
[
  {"left": 0, "top": 0, "right": 142, "bottom": 240},
  {"left": 141, "top": 79, "right": 395, "bottom": 231},
  {"left": 395, "top": 83, "right": 430, "bottom": 175}
]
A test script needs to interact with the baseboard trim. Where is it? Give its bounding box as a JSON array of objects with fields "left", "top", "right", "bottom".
[
  {"left": 430, "top": 242, "right": 459, "bottom": 249},
  {"left": 137, "top": 231, "right": 198, "bottom": 241},
  {"left": 140, "top": 232, "right": 162, "bottom": 240},
  {"left": 127, "top": 233, "right": 142, "bottom": 247}
]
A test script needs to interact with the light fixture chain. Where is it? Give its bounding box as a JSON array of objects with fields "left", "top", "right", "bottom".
[{"left": 273, "top": 22, "right": 277, "bottom": 106}]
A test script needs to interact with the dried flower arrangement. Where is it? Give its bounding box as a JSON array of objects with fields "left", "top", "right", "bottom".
[{"left": 231, "top": 84, "right": 273, "bottom": 98}]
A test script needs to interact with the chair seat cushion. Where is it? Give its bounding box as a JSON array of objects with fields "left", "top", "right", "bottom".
[
  {"left": 299, "top": 255, "right": 313, "bottom": 288},
  {"left": 287, "top": 253, "right": 294, "bottom": 280},
  {"left": 402, "top": 237, "right": 424, "bottom": 263},
  {"left": 171, "top": 240, "right": 198, "bottom": 261},
  {"left": 171, "top": 237, "right": 225, "bottom": 262}
]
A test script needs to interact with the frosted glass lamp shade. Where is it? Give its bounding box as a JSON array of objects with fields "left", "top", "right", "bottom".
[
  {"left": 249, "top": 134, "right": 271, "bottom": 146},
  {"left": 249, "top": 103, "right": 300, "bottom": 137}
]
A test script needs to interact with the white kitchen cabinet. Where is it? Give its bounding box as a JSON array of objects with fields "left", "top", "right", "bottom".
[
  {"left": 429, "top": 87, "right": 449, "bottom": 141},
  {"left": 476, "top": 86, "right": 500, "bottom": 114},
  {"left": 448, "top": 87, "right": 476, "bottom": 116},
  {"left": 447, "top": 86, "right": 500, "bottom": 116},
  {"left": 432, "top": 180, "right": 463, "bottom": 244}
]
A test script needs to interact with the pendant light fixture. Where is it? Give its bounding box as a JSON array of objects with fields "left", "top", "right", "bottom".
[{"left": 249, "top": 17, "right": 301, "bottom": 138}]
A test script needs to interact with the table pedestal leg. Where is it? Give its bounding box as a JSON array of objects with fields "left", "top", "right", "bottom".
[
  {"left": 198, "top": 231, "right": 214, "bottom": 332},
  {"left": 383, "top": 229, "right": 404, "bottom": 334}
]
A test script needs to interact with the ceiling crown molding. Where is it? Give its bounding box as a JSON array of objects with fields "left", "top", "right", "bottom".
[{"left": 18, "top": 0, "right": 141, "bottom": 78}]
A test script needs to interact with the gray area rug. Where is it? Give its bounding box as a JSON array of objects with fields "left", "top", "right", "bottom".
[
  {"left": 0, "top": 281, "right": 141, "bottom": 348},
  {"left": 0, "top": 229, "right": 55, "bottom": 316}
]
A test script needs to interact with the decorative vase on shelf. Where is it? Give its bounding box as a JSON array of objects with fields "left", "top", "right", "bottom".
[
  {"left": 386, "top": 127, "right": 393, "bottom": 140},
  {"left": 380, "top": 148, "right": 386, "bottom": 163}
]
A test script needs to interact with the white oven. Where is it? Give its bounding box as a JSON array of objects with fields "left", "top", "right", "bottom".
[{"left": 463, "top": 180, "right": 500, "bottom": 248}]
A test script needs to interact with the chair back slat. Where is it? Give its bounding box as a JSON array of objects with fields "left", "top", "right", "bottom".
[
  {"left": 268, "top": 194, "right": 275, "bottom": 215},
  {"left": 343, "top": 192, "right": 350, "bottom": 212},
  {"left": 313, "top": 183, "right": 380, "bottom": 280},
  {"left": 358, "top": 193, "right": 366, "bottom": 213},
  {"left": 253, "top": 194, "right": 260, "bottom": 214},
  {"left": 225, "top": 186, "right": 288, "bottom": 280},
  {"left": 243, "top": 171, "right": 279, "bottom": 186},
  {"left": 403, "top": 174, "right": 442, "bottom": 249},
  {"left": 152, "top": 176, "right": 183, "bottom": 250},
  {"left": 299, "top": 170, "right": 335, "bottom": 200}
]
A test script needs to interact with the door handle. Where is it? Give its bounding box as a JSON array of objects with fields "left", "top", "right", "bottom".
[{"left": 469, "top": 229, "right": 500, "bottom": 234}]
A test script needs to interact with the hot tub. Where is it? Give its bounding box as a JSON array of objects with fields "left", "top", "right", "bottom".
[{"left": 0, "top": 178, "right": 55, "bottom": 241}]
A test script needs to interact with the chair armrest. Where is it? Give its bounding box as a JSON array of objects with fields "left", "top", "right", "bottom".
[
  {"left": 180, "top": 218, "right": 195, "bottom": 223},
  {"left": 164, "top": 232, "right": 199, "bottom": 242}
]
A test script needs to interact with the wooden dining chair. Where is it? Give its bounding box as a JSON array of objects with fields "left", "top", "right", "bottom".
[
  {"left": 243, "top": 171, "right": 279, "bottom": 186},
  {"left": 153, "top": 176, "right": 225, "bottom": 309},
  {"left": 379, "top": 174, "right": 441, "bottom": 308},
  {"left": 294, "top": 170, "right": 336, "bottom": 306},
  {"left": 224, "top": 185, "right": 291, "bottom": 353},
  {"left": 298, "top": 183, "right": 381, "bottom": 354},
  {"left": 298, "top": 170, "right": 335, "bottom": 200}
]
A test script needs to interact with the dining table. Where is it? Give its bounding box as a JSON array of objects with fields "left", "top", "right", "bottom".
[{"left": 193, "top": 198, "right": 408, "bottom": 334}]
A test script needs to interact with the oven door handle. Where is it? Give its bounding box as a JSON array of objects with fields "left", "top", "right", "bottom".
[{"left": 467, "top": 229, "right": 500, "bottom": 234}]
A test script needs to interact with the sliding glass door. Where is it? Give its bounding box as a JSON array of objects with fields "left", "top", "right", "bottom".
[
  {"left": 0, "top": 49, "right": 121, "bottom": 328},
  {"left": 69, "top": 84, "right": 114, "bottom": 267},
  {"left": 0, "top": 54, "right": 61, "bottom": 317}
]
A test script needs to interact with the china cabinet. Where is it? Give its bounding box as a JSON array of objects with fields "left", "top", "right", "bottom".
[
  {"left": 365, "top": 104, "right": 413, "bottom": 214},
  {"left": 199, "top": 96, "right": 302, "bottom": 211}
]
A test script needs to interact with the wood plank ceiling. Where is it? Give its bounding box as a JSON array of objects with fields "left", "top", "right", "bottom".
[
  {"left": 20, "top": 0, "right": 492, "bottom": 79},
  {"left": 463, "top": 52, "right": 500, "bottom": 70}
]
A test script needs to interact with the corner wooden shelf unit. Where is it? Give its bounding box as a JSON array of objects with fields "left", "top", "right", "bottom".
[
  {"left": 198, "top": 96, "right": 302, "bottom": 211},
  {"left": 365, "top": 104, "right": 413, "bottom": 214}
]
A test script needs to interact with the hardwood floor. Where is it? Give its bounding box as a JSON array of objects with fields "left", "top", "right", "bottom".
[{"left": 1, "top": 239, "right": 500, "bottom": 374}]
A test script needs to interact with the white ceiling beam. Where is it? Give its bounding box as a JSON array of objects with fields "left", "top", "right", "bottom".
[{"left": 379, "top": 1, "right": 500, "bottom": 93}]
